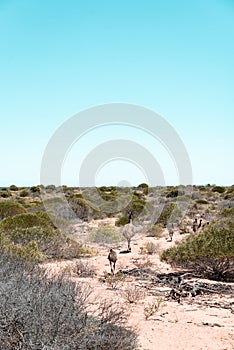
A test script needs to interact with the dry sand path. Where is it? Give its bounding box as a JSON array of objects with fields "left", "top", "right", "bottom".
[{"left": 43, "top": 229, "right": 234, "bottom": 350}]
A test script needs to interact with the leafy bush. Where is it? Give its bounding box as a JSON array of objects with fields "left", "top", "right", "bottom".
[
  {"left": 88, "top": 225, "right": 123, "bottom": 245},
  {"left": 146, "top": 224, "right": 163, "bottom": 237},
  {"left": 196, "top": 199, "right": 209, "bottom": 205},
  {"left": 115, "top": 215, "right": 129, "bottom": 227},
  {"left": 0, "top": 213, "right": 87, "bottom": 260},
  {"left": 157, "top": 203, "right": 182, "bottom": 227},
  {"left": 144, "top": 241, "right": 158, "bottom": 255},
  {"left": 127, "top": 199, "right": 145, "bottom": 216},
  {"left": 20, "top": 188, "right": 29, "bottom": 197},
  {"left": 166, "top": 188, "right": 179, "bottom": 198},
  {"left": 137, "top": 183, "right": 149, "bottom": 195},
  {"left": 212, "top": 186, "right": 225, "bottom": 194},
  {"left": 0, "top": 213, "right": 53, "bottom": 233},
  {"left": 30, "top": 186, "right": 41, "bottom": 195},
  {"left": 0, "top": 256, "right": 138, "bottom": 349},
  {"left": 9, "top": 184, "right": 18, "bottom": 191},
  {"left": 0, "top": 201, "right": 27, "bottom": 220},
  {"left": 220, "top": 207, "right": 234, "bottom": 218},
  {"left": 68, "top": 197, "right": 91, "bottom": 220},
  {"left": 0, "top": 189, "right": 11, "bottom": 198},
  {"left": 161, "top": 219, "right": 234, "bottom": 281}
]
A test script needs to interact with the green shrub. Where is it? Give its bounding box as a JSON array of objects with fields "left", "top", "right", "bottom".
[
  {"left": 127, "top": 199, "right": 146, "bottom": 216},
  {"left": 0, "top": 213, "right": 52, "bottom": 233},
  {"left": 30, "top": 186, "right": 41, "bottom": 193},
  {"left": 137, "top": 183, "right": 149, "bottom": 195},
  {"left": 0, "top": 201, "right": 27, "bottom": 220},
  {"left": 0, "top": 189, "right": 11, "bottom": 198},
  {"left": 20, "top": 189, "right": 29, "bottom": 197},
  {"left": 166, "top": 188, "right": 179, "bottom": 198},
  {"left": 9, "top": 226, "right": 55, "bottom": 245},
  {"left": 146, "top": 224, "right": 163, "bottom": 237},
  {"left": 68, "top": 197, "right": 91, "bottom": 220},
  {"left": 157, "top": 203, "right": 182, "bottom": 227},
  {"left": 115, "top": 216, "right": 129, "bottom": 227},
  {"left": 212, "top": 186, "right": 225, "bottom": 194},
  {"left": 161, "top": 219, "right": 234, "bottom": 281},
  {"left": 9, "top": 184, "right": 18, "bottom": 191},
  {"left": 88, "top": 225, "right": 123, "bottom": 244},
  {"left": 196, "top": 199, "right": 209, "bottom": 205},
  {"left": 0, "top": 213, "right": 87, "bottom": 260},
  {"left": 220, "top": 207, "right": 234, "bottom": 218}
]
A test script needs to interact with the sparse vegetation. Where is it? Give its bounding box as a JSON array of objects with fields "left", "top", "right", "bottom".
[
  {"left": 88, "top": 225, "right": 123, "bottom": 244},
  {"left": 0, "top": 256, "right": 138, "bottom": 349},
  {"left": 144, "top": 241, "right": 158, "bottom": 255},
  {"left": 101, "top": 271, "right": 127, "bottom": 289},
  {"left": 121, "top": 285, "right": 144, "bottom": 303},
  {"left": 144, "top": 297, "right": 164, "bottom": 320},
  {"left": 146, "top": 224, "right": 163, "bottom": 237}
]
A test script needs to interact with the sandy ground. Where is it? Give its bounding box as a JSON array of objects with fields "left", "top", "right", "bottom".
[{"left": 42, "top": 224, "right": 234, "bottom": 350}]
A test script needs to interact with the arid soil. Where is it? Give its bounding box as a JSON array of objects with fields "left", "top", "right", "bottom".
[{"left": 43, "top": 222, "right": 234, "bottom": 350}]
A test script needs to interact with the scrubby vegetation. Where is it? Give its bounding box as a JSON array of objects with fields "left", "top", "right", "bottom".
[
  {"left": 161, "top": 218, "right": 234, "bottom": 281},
  {"left": 0, "top": 213, "right": 89, "bottom": 261},
  {"left": 0, "top": 256, "right": 138, "bottom": 350},
  {"left": 0, "top": 201, "right": 27, "bottom": 220},
  {"left": 88, "top": 225, "right": 123, "bottom": 245}
]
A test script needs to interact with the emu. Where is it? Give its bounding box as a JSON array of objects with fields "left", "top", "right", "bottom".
[
  {"left": 192, "top": 218, "right": 198, "bottom": 233},
  {"left": 107, "top": 249, "right": 117, "bottom": 274},
  {"left": 197, "top": 219, "right": 202, "bottom": 229},
  {"left": 122, "top": 211, "right": 135, "bottom": 251}
]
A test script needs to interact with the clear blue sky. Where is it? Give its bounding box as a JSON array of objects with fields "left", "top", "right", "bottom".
[{"left": 0, "top": 0, "right": 233, "bottom": 187}]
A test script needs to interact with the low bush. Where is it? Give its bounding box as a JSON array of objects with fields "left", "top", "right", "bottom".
[
  {"left": 0, "top": 213, "right": 87, "bottom": 261},
  {"left": 115, "top": 215, "right": 129, "bottom": 227},
  {"left": 212, "top": 186, "right": 225, "bottom": 194},
  {"left": 144, "top": 241, "right": 158, "bottom": 255},
  {"left": 19, "top": 188, "right": 29, "bottom": 197},
  {"left": 9, "top": 184, "right": 18, "bottom": 191},
  {"left": 88, "top": 225, "right": 123, "bottom": 245},
  {"left": 0, "top": 256, "right": 138, "bottom": 349},
  {"left": 101, "top": 271, "right": 126, "bottom": 289},
  {"left": 127, "top": 199, "right": 146, "bottom": 216},
  {"left": 146, "top": 224, "right": 163, "bottom": 237},
  {"left": 144, "top": 296, "right": 164, "bottom": 320},
  {"left": 0, "top": 212, "right": 53, "bottom": 233},
  {"left": 196, "top": 199, "right": 209, "bottom": 205},
  {"left": 0, "top": 189, "right": 11, "bottom": 198},
  {"left": 0, "top": 201, "right": 27, "bottom": 220},
  {"left": 120, "top": 286, "right": 144, "bottom": 304},
  {"left": 220, "top": 207, "right": 234, "bottom": 218},
  {"left": 30, "top": 185, "right": 41, "bottom": 193},
  {"left": 161, "top": 218, "right": 234, "bottom": 281},
  {"left": 72, "top": 259, "right": 96, "bottom": 277},
  {"left": 157, "top": 203, "right": 182, "bottom": 227}
]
